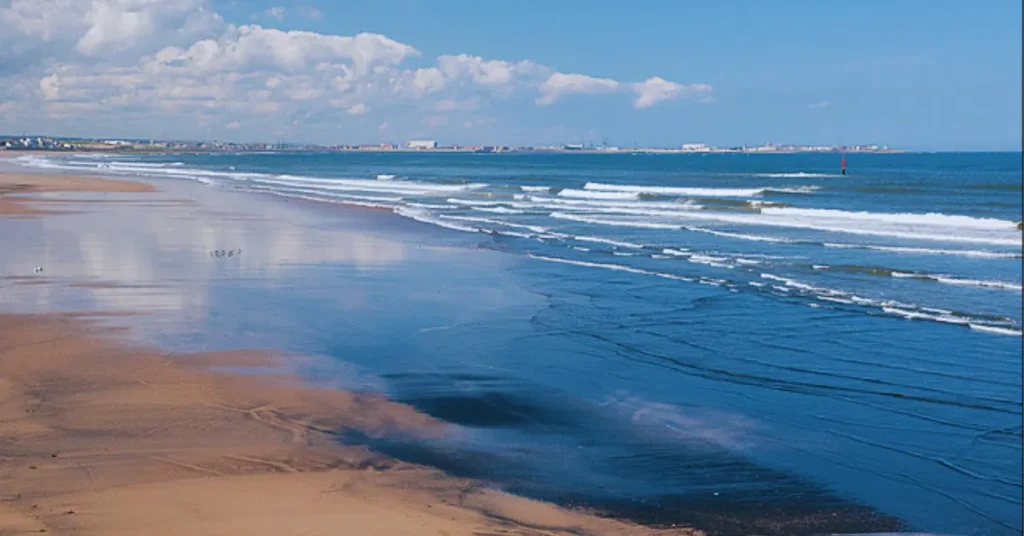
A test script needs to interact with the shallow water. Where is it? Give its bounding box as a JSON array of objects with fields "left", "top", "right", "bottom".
[{"left": 3, "top": 153, "right": 1021, "bottom": 535}]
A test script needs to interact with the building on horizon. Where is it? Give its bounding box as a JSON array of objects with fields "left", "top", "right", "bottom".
[{"left": 407, "top": 140, "right": 438, "bottom": 149}]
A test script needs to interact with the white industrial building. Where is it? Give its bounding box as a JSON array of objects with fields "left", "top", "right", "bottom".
[{"left": 407, "top": 140, "right": 438, "bottom": 149}]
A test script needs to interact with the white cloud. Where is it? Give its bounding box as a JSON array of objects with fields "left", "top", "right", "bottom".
[
  {"left": 0, "top": 0, "right": 711, "bottom": 141},
  {"left": 346, "top": 103, "right": 369, "bottom": 115},
  {"left": 225, "top": 120, "right": 241, "bottom": 129},
  {"left": 809, "top": 100, "right": 829, "bottom": 109},
  {"left": 1, "top": 0, "right": 224, "bottom": 62},
  {"left": 258, "top": 7, "right": 287, "bottom": 21},
  {"left": 632, "top": 77, "right": 712, "bottom": 109},
  {"left": 437, "top": 54, "right": 545, "bottom": 89},
  {"left": 407, "top": 67, "right": 446, "bottom": 96},
  {"left": 39, "top": 73, "right": 61, "bottom": 100},
  {"left": 536, "top": 73, "right": 620, "bottom": 105},
  {"left": 147, "top": 26, "right": 418, "bottom": 75}
]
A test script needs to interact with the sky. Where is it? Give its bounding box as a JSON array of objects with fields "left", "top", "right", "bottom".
[{"left": 1, "top": 0, "right": 1020, "bottom": 150}]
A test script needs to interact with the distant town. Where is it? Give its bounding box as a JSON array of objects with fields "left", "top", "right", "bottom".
[{"left": 1, "top": 136, "right": 901, "bottom": 154}]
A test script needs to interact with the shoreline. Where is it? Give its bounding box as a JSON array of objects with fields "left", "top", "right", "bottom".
[
  {"left": 0, "top": 171, "right": 692, "bottom": 536},
  {"left": 2, "top": 160, "right": 1012, "bottom": 534}
]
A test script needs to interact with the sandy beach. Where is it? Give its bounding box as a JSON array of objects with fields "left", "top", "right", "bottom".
[
  {"left": 0, "top": 172, "right": 155, "bottom": 216},
  {"left": 0, "top": 170, "right": 692, "bottom": 536}
]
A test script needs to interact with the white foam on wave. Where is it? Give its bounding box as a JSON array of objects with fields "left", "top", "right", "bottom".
[
  {"left": 376, "top": 174, "right": 397, "bottom": 180},
  {"left": 578, "top": 204, "right": 1022, "bottom": 246},
  {"left": 400, "top": 208, "right": 566, "bottom": 241},
  {"left": 760, "top": 273, "right": 1018, "bottom": 334},
  {"left": 404, "top": 202, "right": 453, "bottom": 210},
  {"left": 559, "top": 188, "right": 640, "bottom": 200},
  {"left": 20, "top": 156, "right": 273, "bottom": 183},
  {"left": 764, "top": 207, "right": 1014, "bottom": 231},
  {"left": 490, "top": 229, "right": 535, "bottom": 239},
  {"left": 755, "top": 172, "right": 838, "bottom": 178},
  {"left": 526, "top": 198, "right": 705, "bottom": 217},
  {"left": 65, "top": 153, "right": 117, "bottom": 159},
  {"left": 520, "top": 186, "right": 550, "bottom": 192},
  {"left": 882, "top": 306, "right": 973, "bottom": 326},
  {"left": 441, "top": 214, "right": 549, "bottom": 234},
  {"left": 769, "top": 186, "right": 823, "bottom": 194},
  {"left": 969, "top": 324, "right": 1023, "bottom": 337},
  {"left": 14, "top": 155, "right": 169, "bottom": 175},
  {"left": 573, "top": 236, "right": 646, "bottom": 249},
  {"left": 446, "top": 198, "right": 505, "bottom": 207},
  {"left": 261, "top": 175, "right": 484, "bottom": 195},
  {"left": 822, "top": 242, "right": 1019, "bottom": 260},
  {"left": 687, "top": 254, "right": 734, "bottom": 269},
  {"left": 746, "top": 200, "right": 788, "bottom": 209},
  {"left": 395, "top": 207, "right": 479, "bottom": 233},
  {"left": 253, "top": 189, "right": 394, "bottom": 211},
  {"left": 761, "top": 274, "right": 826, "bottom": 293},
  {"left": 471, "top": 206, "right": 525, "bottom": 214},
  {"left": 688, "top": 227, "right": 797, "bottom": 243},
  {"left": 531, "top": 196, "right": 702, "bottom": 210},
  {"left": 754, "top": 209, "right": 1021, "bottom": 245},
  {"left": 13, "top": 155, "right": 72, "bottom": 169},
  {"left": 890, "top": 270, "right": 1021, "bottom": 292},
  {"left": 551, "top": 212, "right": 682, "bottom": 230},
  {"left": 528, "top": 255, "right": 697, "bottom": 283},
  {"left": 660, "top": 249, "right": 738, "bottom": 269},
  {"left": 107, "top": 161, "right": 184, "bottom": 169},
  {"left": 248, "top": 184, "right": 403, "bottom": 204},
  {"left": 932, "top": 275, "right": 1022, "bottom": 292},
  {"left": 584, "top": 182, "right": 767, "bottom": 198}
]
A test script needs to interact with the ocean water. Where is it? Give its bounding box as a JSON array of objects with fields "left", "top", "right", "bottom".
[{"left": 10, "top": 152, "right": 1023, "bottom": 535}]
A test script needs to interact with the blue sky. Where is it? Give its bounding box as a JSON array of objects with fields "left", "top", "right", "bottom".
[{"left": 2, "top": 0, "right": 1021, "bottom": 149}]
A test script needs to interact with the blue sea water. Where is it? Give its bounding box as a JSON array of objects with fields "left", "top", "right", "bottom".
[{"left": 8, "top": 151, "right": 1023, "bottom": 535}]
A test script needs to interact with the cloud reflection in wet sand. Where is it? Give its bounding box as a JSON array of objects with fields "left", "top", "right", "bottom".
[{"left": 0, "top": 184, "right": 408, "bottom": 316}]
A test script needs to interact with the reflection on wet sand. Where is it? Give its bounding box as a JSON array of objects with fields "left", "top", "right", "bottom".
[{"left": 0, "top": 178, "right": 408, "bottom": 318}]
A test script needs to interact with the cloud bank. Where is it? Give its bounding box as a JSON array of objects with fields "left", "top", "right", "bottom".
[{"left": 0, "top": 0, "right": 713, "bottom": 141}]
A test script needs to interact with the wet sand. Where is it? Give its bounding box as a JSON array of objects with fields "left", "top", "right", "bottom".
[{"left": 0, "top": 172, "right": 692, "bottom": 536}]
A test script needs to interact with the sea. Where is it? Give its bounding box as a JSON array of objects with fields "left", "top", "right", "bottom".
[{"left": 9, "top": 151, "right": 1023, "bottom": 535}]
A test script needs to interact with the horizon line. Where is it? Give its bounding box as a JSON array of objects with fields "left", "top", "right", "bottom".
[{"left": 2, "top": 134, "right": 1021, "bottom": 153}]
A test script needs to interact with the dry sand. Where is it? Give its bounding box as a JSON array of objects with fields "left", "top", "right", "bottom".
[
  {"left": 0, "top": 172, "right": 156, "bottom": 215},
  {"left": 0, "top": 172, "right": 695, "bottom": 536}
]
